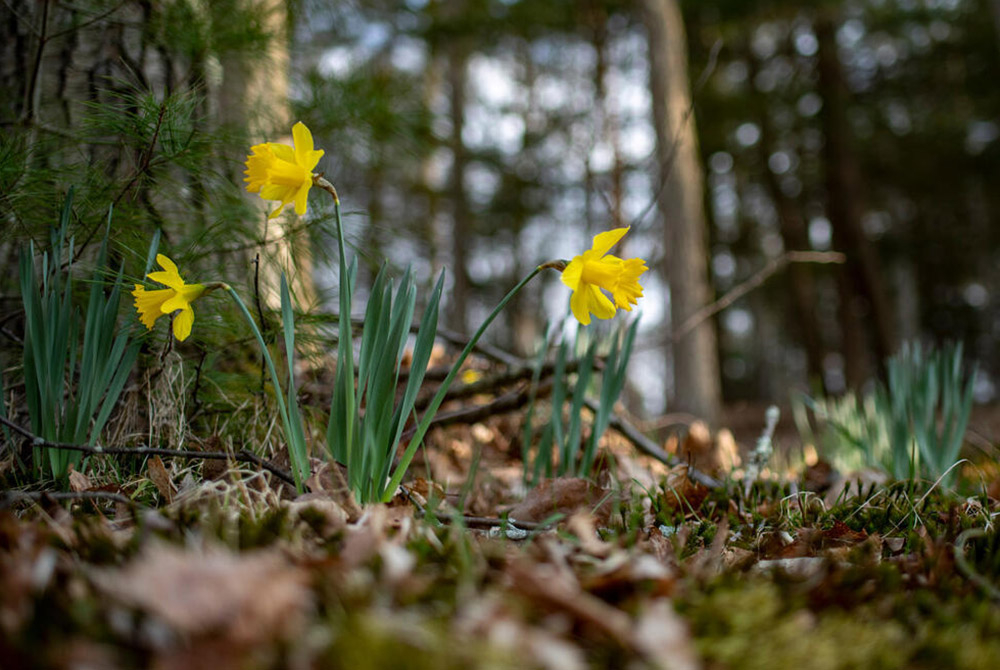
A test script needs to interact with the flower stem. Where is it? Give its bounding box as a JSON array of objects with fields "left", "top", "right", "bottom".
[
  {"left": 382, "top": 266, "right": 543, "bottom": 500},
  {"left": 317, "top": 177, "right": 356, "bottom": 479},
  {"left": 222, "top": 284, "right": 308, "bottom": 492}
]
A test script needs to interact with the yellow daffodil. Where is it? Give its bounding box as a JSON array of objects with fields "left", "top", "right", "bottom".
[
  {"left": 244, "top": 121, "right": 325, "bottom": 219},
  {"left": 560, "top": 227, "right": 648, "bottom": 326},
  {"left": 132, "top": 254, "right": 206, "bottom": 341}
]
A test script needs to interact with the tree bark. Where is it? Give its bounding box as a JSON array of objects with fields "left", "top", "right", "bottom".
[
  {"left": 446, "top": 41, "right": 473, "bottom": 333},
  {"left": 642, "top": 0, "right": 722, "bottom": 424},
  {"left": 816, "top": 10, "right": 896, "bottom": 386}
]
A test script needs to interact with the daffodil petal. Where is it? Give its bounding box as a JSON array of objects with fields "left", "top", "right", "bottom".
[
  {"left": 146, "top": 271, "right": 184, "bottom": 291},
  {"left": 161, "top": 293, "right": 190, "bottom": 314},
  {"left": 561, "top": 257, "right": 583, "bottom": 289},
  {"left": 245, "top": 123, "right": 325, "bottom": 218},
  {"left": 292, "top": 121, "right": 314, "bottom": 164},
  {"left": 156, "top": 254, "right": 179, "bottom": 275},
  {"left": 260, "top": 183, "right": 296, "bottom": 202},
  {"left": 294, "top": 182, "right": 310, "bottom": 215},
  {"left": 570, "top": 285, "right": 592, "bottom": 325},
  {"left": 172, "top": 308, "right": 195, "bottom": 341},
  {"left": 591, "top": 227, "right": 629, "bottom": 257},
  {"left": 587, "top": 284, "right": 617, "bottom": 320},
  {"left": 270, "top": 143, "right": 295, "bottom": 163},
  {"left": 305, "top": 149, "right": 324, "bottom": 171}
]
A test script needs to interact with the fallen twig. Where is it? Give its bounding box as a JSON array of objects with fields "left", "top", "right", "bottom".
[
  {"left": 403, "top": 380, "right": 553, "bottom": 441},
  {"left": 399, "top": 484, "right": 548, "bottom": 531},
  {"left": 0, "top": 415, "right": 297, "bottom": 487},
  {"left": 583, "top": 398, "right": 722, "bottom": 489},
  {"left": 0, "top": 490, "right": 134, "bottom": 508}
]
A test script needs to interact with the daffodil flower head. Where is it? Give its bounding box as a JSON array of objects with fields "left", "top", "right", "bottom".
[
  {"left": 244, "top": 121, "right": 325, "bottom": 219},
  {"left": 560, "top": 227, "right": 648, "bottom": 326},
  {"left": 132, "top": 254, "right": 206, "bottom": 341}
]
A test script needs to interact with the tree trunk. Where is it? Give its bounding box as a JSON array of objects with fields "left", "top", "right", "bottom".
[
  {"left": 642, "top": 0, "right": 722, "bottom": 424},
  {"left": 446, "top": 42, "right": 472, "bottom": 333},
  {"left": 816, "top": 10, "right": 896, "bottom": 385},
  {"left": 747, "top": 50, "right": 827, "bottom": 389}
]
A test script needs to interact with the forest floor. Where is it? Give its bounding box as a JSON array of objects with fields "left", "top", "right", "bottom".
[{"left": 2, "top": 398, "right": 1000, "bottom": 670}]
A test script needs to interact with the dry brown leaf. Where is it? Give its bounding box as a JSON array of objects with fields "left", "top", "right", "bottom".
[
  {"left": 67, "top": 465, "right": 92, "bottom": 493},
  {"left": 643, "top": 527, "right": 680, "bottom": 572},
  {"left": 403, "top": 477, "right": 458, "bottom": 515},
  {"left": 714, "top": 428, "right": 742, "bottom": 472},
  {"left": 454, "top": 596, "right": 586, "bottom": 670},
  {"left": 751, "top": 556, "right": 827, "bottom": 579},
  {"left": 340, "top": 506, "right": 389, "bottom": 570},
  {"left": 721, "top": 547, "right": 755, "bottom": 571},
  {"left": 582, "top": 552, "right": 676, "bottom": 603},
  {"left": 660, "top": 465, "right": 709, "bottom": 513},
  {"left": 678, "top": 421, "right": 713, "bottom": 470},
  {"left": 506, "top": 559, "right": 632, "bottom": 645},
  {"left": 92, "top": 542, "right": 309, "bottom": 643},
  {"left": 304, "top": 459, "right": 362, "bottom": 521},
  {"left": 508, "top": 477, "right": 615, "bottom": 524},
  {"left": 566, "top": 513, "right": 613, "bottom": 557},
  {"left": 632, "top": 598, "right": 701, "bottom": 670},
  {"left": 147, "top": 456, "right": 175, "bottom": 503},
  {"left": 284, "top": 497, "right": 349, "bottom": 536}
]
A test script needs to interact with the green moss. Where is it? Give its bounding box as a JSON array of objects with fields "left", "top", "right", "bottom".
[
  {"left": 685, "top": 581, "right": 910, "bottom": 670},
  {"left": 320, "top": 612, "right": 521, "bottom": 670}
]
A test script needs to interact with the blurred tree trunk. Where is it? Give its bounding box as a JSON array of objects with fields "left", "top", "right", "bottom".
[
  {"left": 747, "top": 49, "right": 827, "bottom": 389},
  {"left": 446, "top": 42, "right": 472, "bottom": 333},
  {"left": 991, "top": 0, "right": 1000, "bottom": 57},
  {"left": 220, "top": 3, "right": 308, "bottom": 309},
  {"left": 816, "top": 11, "right": 895, "bottom": 386},
  {"left": 642, "top": 0, "right": 722, "bottom": 424}
]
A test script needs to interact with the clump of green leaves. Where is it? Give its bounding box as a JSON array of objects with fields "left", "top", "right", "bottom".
[
  {"left": 795, "top": 391, "right": 890, "bottom": 473},
  {"left": 18, "top": 192, "right": 140, "bottom": 480},
  {"left": 880, "top": 342, "right": 975, "bottom": 485},
  {"left": 327, "top": 251, "right": 445, "bottom": 503},
  {"left": 798, "top": 341, "right": 975, "bottom": 486},
  {"left": 522, "top": 319, "right": 638, "bottom": 484}
]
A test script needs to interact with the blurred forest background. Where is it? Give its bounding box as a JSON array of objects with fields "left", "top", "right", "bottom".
[{"left": 1, "top": 0, "right": 998, "bottom": 428}]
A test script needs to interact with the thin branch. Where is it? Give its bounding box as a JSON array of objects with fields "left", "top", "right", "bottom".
[
  {"left": 436, "top": 326, "right": 523, "bottom": 368},
  {"left": 671, "top": 250, "right": 846, "bottom": 343},
  {"left": 1, "top": 490, "right": 134, "bottom": 508},
  {"left": 400, "top": 485, "right": 547, "bottom": 531},
  {"left": 72, "top": 101, "right": 168, "bottom": 262},
  {"left": 0, "top": 325, "right": 23, "bottom": 345},
  {"left": 583, "top": 398, "right": 721, "bottom": 489},
  {"left": 412, "top": 356, "right": 602, "bottom": 406},
  {"left": 0, "top": 415, "right": 296, "bottom": 487},
  {"left": 398, "top": 374, "right": 722, "bottom": 489},
  {"left": 402, "top": 380, "right": 553, "bottom": 441},
  {"left": 47, "top": 0, "right": 128, "bottom": 41}
]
